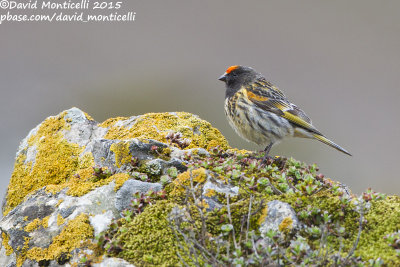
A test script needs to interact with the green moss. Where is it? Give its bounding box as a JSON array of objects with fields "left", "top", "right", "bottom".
[
  {"left": 270, "top": 192, "right": 400, "bottom": 263},
  {"left": 166, "top": 148, "right": 400, "bottom": 264},
  {"left": 4, "top": 109, "right": 400, "bottom": 265},
  {"left": 354, "top": 196, "right": 400, "bottom": 263},
  {"left": 99, "top": 112, "right": 229, "bottom": 151},
  {"left": 112, "top": 201, "right": 195, "bottom": 266}
]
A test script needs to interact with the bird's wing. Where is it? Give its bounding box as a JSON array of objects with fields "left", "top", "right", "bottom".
[
  {"left": 250, "top": 78, "right": 287, "bottom": 99},
  {"left": 246, "top": 82, "right": 323, "bottom": 135}
]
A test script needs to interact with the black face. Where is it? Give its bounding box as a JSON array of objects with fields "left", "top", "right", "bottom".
[{"left": 219, "top": 66, "right": 258, "bottom": 98}]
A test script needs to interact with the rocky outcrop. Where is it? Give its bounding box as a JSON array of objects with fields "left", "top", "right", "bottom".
[
  {"left": 0, "top": 108, "right": 230, "bottom": 266},
  {"left": 1, "top": 108, "right": 399, "bottom": 266}
]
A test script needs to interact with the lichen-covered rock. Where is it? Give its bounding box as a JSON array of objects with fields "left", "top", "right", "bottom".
[
  {"left": 0, "top": 108, "right": 228, "bottom": 266},
  {"left": 3, "top": 108, "right": 228, "bottom": 217},
  {"left": 259, "top": 200, "right": 300, "bottom": 234},
  {"left": 115, "top": 179, "right": 162, "bottom": 212},
  {"left": 1, "top": 107, "right": 400, "bottom": 266}
]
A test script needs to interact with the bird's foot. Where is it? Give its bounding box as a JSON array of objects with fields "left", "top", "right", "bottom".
[{"left": 261, "top": 154, "right": 274, "bottom": 166}]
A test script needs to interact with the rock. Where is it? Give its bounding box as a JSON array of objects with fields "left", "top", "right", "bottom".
[
  {"left": 0, "top": 108, "right": 227, "bottom": 266},
  {"left": 89, "top": 211, "right": 115, "bottom": 237},
  {"left": 92, "top": 257, "right": 135, "bottom": 267},
  {"left": 2, "top": 107, "right": 399, "bottom": 266},
  {"left": 259, "top": 200, "right": 300, "bottom": 235},
  {"left": 203, "top": 179, "right": 239, "bottom": 197},
  {"left": 202, "top": 175, "right": 239, "bottom": 211},
  {"left": 115, "top": 179, "right": 162, "bottom": 212},
  {"left": 0, "top": 239, "right": 16, "bottom": 267}
]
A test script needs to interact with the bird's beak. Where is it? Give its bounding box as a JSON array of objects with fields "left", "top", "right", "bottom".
[{"left": 218, "top": 73, "right": 227, "bottom": 82}]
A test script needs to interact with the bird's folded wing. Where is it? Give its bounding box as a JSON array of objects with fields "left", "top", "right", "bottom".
[{"left": 247, "top": 89, "right": 322, "bottom": 135}]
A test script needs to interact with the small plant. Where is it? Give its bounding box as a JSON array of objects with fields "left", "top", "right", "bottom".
[
  {"left": 385, "top": 231, "right": 400, "bottom": 249},
  {"left": 166, "top": 131, "right": 191, "bottom": 149},
  {"left": 96, "top": 219, "right": 124, "bottom": 255},
  {"left": 384, "top": 231, "right": 400, "bottom": 257},
  {"left": 128, "top": 190, "right": 167, "bottom": 217},
  {"left": 92, "top": 166, "right": 113, "bottom": 182},
  {"left": 362, "top": 188, "right": 386, "bottom": 202},
  {"left": 131, "top": 171, "right": 149, "bottom": 182},
  {"left": 92, "top": 145, "right": 396, "bottom": 266},
  {"left": 167, "top": 170, "right": 386, "bottom": 267}
]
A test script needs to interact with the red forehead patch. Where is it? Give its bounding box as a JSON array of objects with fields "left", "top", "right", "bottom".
[{"left": 226, "top": 65, "right": 239, "bottom": 74}]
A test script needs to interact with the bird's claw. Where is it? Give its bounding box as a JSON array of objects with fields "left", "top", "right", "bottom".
[{"left": 261, "top": 154, "right": 274, "bottom": 166}]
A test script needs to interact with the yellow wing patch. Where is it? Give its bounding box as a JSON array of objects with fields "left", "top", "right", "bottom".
[
  {"left": 246, "top": 90, "right": 269, "bottom": 102},
  {"left": 282, "top": 111, "right": 316, "bottom": 132},
  {"left": 273, "top": 102, "right": 289, "bottom": 111}
]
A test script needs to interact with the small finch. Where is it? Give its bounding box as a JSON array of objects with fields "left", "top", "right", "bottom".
[{"left": 219, "top": 65, "right": 351, "bottom": 157}]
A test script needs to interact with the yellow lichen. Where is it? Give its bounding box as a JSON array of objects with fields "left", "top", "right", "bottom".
[
  {"left": 57, "top": 214, "right": 66, "bottom": 226},
  {"left": 171, "top": 168, "right": 207, "bottom": 197},
  {"left": 110, "top": 142, "right": 131, "bottom": 168},
  {"left": 25, "top": 216, "right": 50, "bottom": 232},
  {"left": 98, "top": 116, "right": 128, "bottom": 129},
  {"left": 26, "top": 213, "right": 93, "bottom": 262},
  {"left": 24, "top": 218, "right": 41, "bottom": 232},
  {"left": 2, "top": 232, "right": 13, "bottom": 256},
  {"left": 59, "top": 175, "right": 110, "bottom": 196},
  {"left": 4, "top": 112, "right": 86, "bottom": 216},
  {"left": 4, "top": 111, "right": 228, "bottom": 217},
  {"left": 46, "top": 170, "right": 130, "bottom": 199},
  {"left": 16, "top": 254, "right": 26, "bottom": 266},
  {"left": 279, "top": 217, "right": 293, "bottom": 232},
  {"left": 204, "top": 189, "right": 217, "bottom": 198},
  {"left": 4, "top": 154, "right": 31, "bottom": 215},
  {"left": 83, "top": 111, "right": 94, "bottom": 121},
  {"left": 15, "top": 236, "right": 30, "bottom": 266},
  {"left": 113, "top": 173, "right": 131, "bottom": 191},
  {"left": 100, "top": 112, "right": 229, "bottom": 151},
  {"left": 78, "top": 152, "right": 95, "bottom": 170},
  {"left": 258, "top": 206, "right": 268, "bottom": 226},
  {"left": 161, "top": 147, "right": 172, "bottom": 156},
  {"left": 41, "top": 215, "right": 50, "bottom": 229},
  {"left": 56, "top": 199, "right": 64, "bottom": 207},
  {"left": 198, "top": 199, "right": 210, "bottom": 212},
  {"left": 226, "top": 148, "right": 251, "bottom": 156}
]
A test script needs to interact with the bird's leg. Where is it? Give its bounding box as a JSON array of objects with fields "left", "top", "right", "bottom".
[
  {"left": 261, "top": 142, "right": 274, "bottom": 163},
  {"left": 264, "top": 142, "right": 273, "bottom": 156}
]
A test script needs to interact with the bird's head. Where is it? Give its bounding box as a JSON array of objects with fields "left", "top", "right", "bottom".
[{"left": 218, "top": 65, "right": 259, "bottom": 94}]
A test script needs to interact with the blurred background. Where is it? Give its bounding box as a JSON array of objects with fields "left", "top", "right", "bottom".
[{"left": 1, "top": 0, "right": 400, "bottom": 210}]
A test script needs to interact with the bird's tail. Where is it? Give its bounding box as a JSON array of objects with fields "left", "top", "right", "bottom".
[{"left": 312, "top": 134, "right": 352, "bottom": 156}]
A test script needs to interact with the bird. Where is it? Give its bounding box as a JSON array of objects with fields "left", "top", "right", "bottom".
[{"left": 218, "top": 65, "right": 351, "bottom": 157}]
